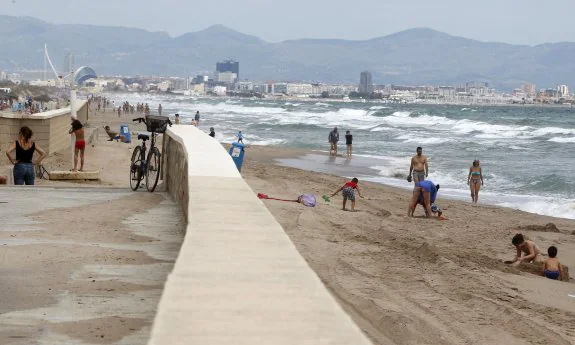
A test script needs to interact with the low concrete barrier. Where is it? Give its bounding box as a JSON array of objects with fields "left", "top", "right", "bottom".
[
  {"left": 0, "top": 100, "right": 88, "bottom": 155},
  {"left": 148, "top": 125, "right": 373, "bottom": 345}
]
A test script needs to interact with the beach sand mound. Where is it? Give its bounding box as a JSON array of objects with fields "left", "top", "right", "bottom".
[{"left": 518, "top": 222, "right": 561, "bottom": 233}]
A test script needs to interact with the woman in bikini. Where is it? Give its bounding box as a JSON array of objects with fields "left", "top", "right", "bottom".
[
  {"left": 69, "top": 119, "right": 85, "bottom": 171},
  {"left": 467, "top": 159, "right": 483, "bottom": 203},
  {"left": 5, "top": 126, "right": 46, "bottom": 185}
]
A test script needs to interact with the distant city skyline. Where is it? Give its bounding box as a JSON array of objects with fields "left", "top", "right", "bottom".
[{"left": 2, "top": 0, "right": 575, "bottom": 45}]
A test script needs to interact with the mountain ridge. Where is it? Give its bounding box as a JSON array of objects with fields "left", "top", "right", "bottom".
[{"left": 1, "top": 15, "right": 574, "bottom": 90}]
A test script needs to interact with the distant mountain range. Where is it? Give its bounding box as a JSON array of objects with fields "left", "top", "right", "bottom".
[{"left": 1, "top": 15, "right": 574, "bottom": 90}]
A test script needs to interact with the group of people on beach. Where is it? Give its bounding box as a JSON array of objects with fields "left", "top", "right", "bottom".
[
  {"left": 328, "top": 143, "right": 565, "bottom": 282},
  {"left": 328, "top": 127, "right": 353, "bottom": 158},
  {"left": 1, "top": 114, "right": 85, "bottom": 186},
  {"left": 508, "top": 233, "right": 565, "bottom": 281}
]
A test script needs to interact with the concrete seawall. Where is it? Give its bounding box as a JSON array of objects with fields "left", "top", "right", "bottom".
[
  {"left": 0, "top": 100, "right": 89, "bottom": 154},
  {"left": 147, "top": 125, "right": 373, "bottom": 344}
]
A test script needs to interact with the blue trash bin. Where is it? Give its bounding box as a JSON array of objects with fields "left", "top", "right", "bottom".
[
  {"left": 229, "top": 142, "right": 245, "bottom": 172},
  {"left": 120, "top": 125, "right": 131, "bottom": 143}
]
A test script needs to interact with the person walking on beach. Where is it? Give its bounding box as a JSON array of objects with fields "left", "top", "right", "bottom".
[
  {"left": 158, "top": 104, "right": 162, "bottom": 115},
  {"left": 408, "top": 147, "right": 428, "bottom": 184},
  {"left": 331, "top": 177, "right": 363, "bottom": 211},
  {"left": 467, "top": 159, "right": 483, "bottom": 203},
  {"left": 174, "top": 113, "right": 180, "bottom": 124},
  {"left": 194, "top": 111, "right": 200, "bottom": 125},
  {"left": 209, "top": 127, "right": 215, "bottom": 138},
  {"left": 69, "top": 119, "right": 86, "bottom": 172},
  {"left": 5, "top": 126, "right": 46, "bottom": 185},
  {"left": 237, "top": 130, "right": 244, "bottom": 144},
  {"left": 329, "top": 127, "right": 339, "bottom": 156},
  {"left": 345, "top": 130, "right": 353, "bottom": 158}
]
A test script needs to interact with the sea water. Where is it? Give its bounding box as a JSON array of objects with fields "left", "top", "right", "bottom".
[{"left": 108, "top": 93, "right": 575, "bottom": 220}]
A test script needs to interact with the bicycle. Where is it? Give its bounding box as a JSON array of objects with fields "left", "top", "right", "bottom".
[{"left": 130, "top": 115, "right": 172, "bottom": 192}]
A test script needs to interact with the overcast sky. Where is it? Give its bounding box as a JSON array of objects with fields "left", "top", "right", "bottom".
[{"left": 1, "top": 0, "right": 573, "bottom": 45}]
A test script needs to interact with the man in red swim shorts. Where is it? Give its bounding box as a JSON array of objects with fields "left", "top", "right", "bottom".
[{"left": 69, "top": 119, "right": 86, "bottom": 171}]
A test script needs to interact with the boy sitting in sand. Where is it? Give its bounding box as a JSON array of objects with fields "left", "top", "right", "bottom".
[
  {"left": 508, "top": 233, "right": 542, "bottom": 264},
  {"left": 331, "top": 177, "right": 363, "bottom": 211},
  {"left": 542, "top": 246, "right": 564, "bottom": 280}
]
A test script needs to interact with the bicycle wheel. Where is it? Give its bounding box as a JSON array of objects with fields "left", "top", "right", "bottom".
[
  {"left": 145, "top": 147, "right": 161, "bottom": 192},
  {"left": 130, "top": 146, "right": 143, "bottom": 191}
]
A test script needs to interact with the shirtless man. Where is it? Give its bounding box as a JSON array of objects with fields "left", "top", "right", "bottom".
[{"left": 408, "top": 146, "right": 428, "bottom": 184}]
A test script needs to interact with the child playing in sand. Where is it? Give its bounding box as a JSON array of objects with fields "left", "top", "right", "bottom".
[
  {"left": 69, "top": 119, "right": 85, "bottom": 172},
  {"left": 542, "top": 246, "right": 563, "bottom": 280},
  {"left": 509, "top": 233, "right": 541, "bottom": 264},
  {"left": 331, "top": 177, "right": 363, "bottom": 211}
]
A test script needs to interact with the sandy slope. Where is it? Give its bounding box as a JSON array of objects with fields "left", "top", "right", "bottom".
[{"left": 243, "top": 146, "right": 575, "bottom": 345}]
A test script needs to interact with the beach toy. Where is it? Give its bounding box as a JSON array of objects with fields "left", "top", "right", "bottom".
[
  {"left": 322, "top": 195, "right": 331, "bottom": 203},
  {"left": 258, "top": 193, "right": 317, "bottom": 207}
]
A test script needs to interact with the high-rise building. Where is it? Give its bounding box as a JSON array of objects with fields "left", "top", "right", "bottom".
[
  {"left": 359, "top": 71, "right": 373, "bottom": 94},
  {"left": 557, "top": 85, "right": 569, "bottom": 98},
  {"left": 215, "top": 71, "right": 237, "bottom": 85},
  {"left": 216, "top": 60, "right": 239, "bottom": 79},
  {"left": 0, "top": 71, "right": 6, "bottom": 80}
]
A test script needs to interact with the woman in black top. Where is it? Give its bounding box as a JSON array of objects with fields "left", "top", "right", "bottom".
[
  {"left": 345, "top": 130, "right": 353, "bottom": 158},
  {"left": 5, "top": 126, "right": 46, "bottom": 185}
]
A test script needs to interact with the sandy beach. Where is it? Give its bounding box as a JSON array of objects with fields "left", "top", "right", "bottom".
[
  {"left": 242, "top": 146, "right": 575, "bottom": 345},
  {"left": 1, "top": 107, "right": 575, "bottom": 344}
]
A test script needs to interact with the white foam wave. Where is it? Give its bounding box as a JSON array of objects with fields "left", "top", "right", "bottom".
[
  {"left": 548, "top": 137, "right": 575, "bottom": 143},
  {"left": 396, "top": 134, "right": 451, "bottom": 145},
  {"left": 248, "top": 138, "right": 286, "bottom": 146},
  {"left": 370, "top": 105, "right": 390, "bottom": 110}
]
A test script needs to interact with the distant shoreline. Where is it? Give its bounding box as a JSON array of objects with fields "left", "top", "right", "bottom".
[{"left": 101, "top": 90, "right": 575, "bottom": 109}]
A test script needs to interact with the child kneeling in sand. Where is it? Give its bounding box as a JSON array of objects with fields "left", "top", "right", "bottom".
[
  {"left": 508, "top": 233, "right": 541, "bottom": 264},
  {"left": 331, "top": 177, "right": 363, "bottom": 211},
  {"left": 542, "top": 246, "right": 564, "bottom": 280}
]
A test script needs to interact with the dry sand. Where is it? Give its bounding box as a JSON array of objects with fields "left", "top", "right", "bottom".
[{"left": 242, "top": 146, "right": 575, "bottom": 345}]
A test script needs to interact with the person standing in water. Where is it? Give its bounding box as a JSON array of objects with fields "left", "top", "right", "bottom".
[
  {"left": 328, "top": 127, "right": 339, "bottom": 156},
  {"left": 194, "top": 111, "right": 200, "bottom": 125},
  {"left": 209, "top": 127, "right": 215, "bottom": 138},
  {"left": 467, "top": 159, "right": 484, "bottom": 203},
  {"left": 345, "top": 130, "right": 353, "bottom": 158},
  {"left": 158, "top": 104, "right": 163, "bottom": 115}
]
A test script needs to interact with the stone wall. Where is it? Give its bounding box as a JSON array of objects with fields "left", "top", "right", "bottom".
[
  {"left": 0, "top": 100, "right": 88, "bottom": 155},
  {"left": 147, "top": 125, "right": 373, "bottom": 345},
  {"left": 163, "top": 135, "right": 189, "bottom": 220}
]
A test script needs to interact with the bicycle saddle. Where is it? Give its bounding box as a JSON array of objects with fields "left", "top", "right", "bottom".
[{"left": 138, "top": 134, "right": 150, "bottom": 141}]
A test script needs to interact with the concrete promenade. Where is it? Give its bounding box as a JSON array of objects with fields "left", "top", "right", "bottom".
[
  {"left": 147, "top": 126, "right": 373, "bottom": 344},
  {"left": 0, "top": 187, "right": 183, "bottom": 344}
]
